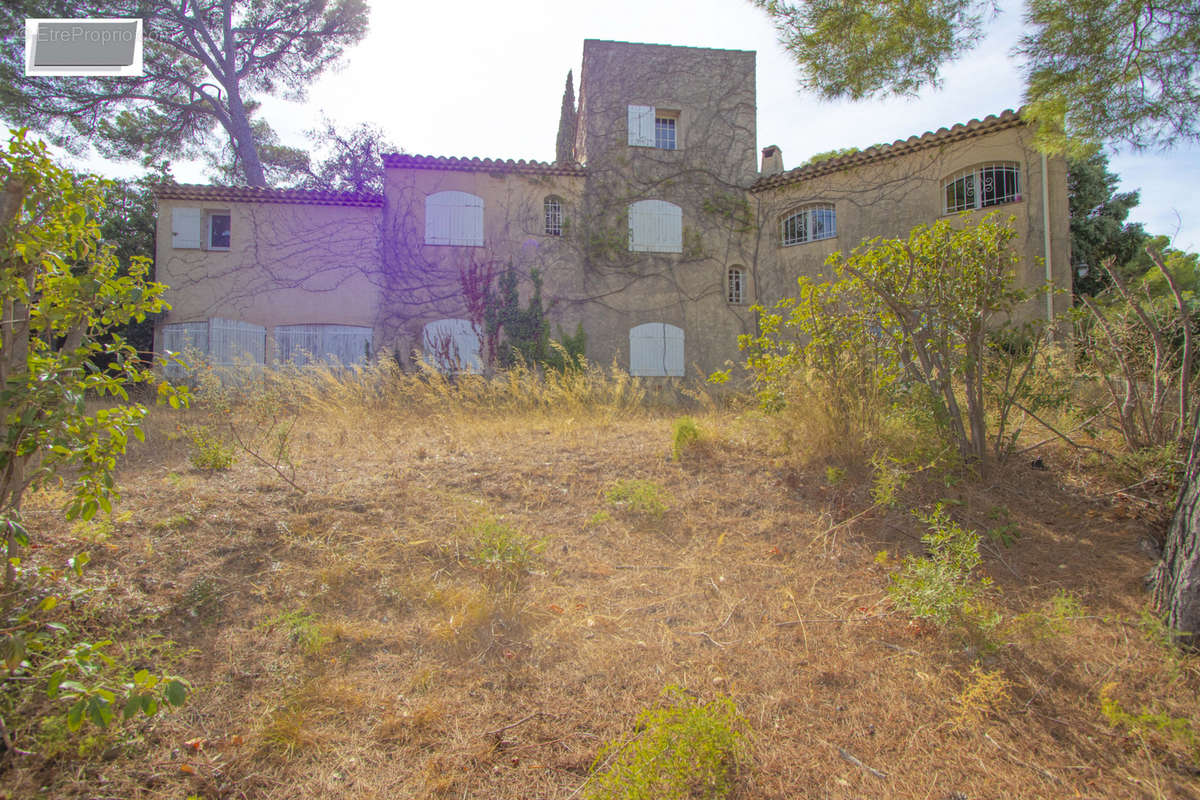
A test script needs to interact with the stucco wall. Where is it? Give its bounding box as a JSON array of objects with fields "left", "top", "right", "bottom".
[{"left": 155, "top": 197, "right": 383, "bottom": 361}]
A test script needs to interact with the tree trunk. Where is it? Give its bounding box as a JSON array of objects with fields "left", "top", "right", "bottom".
[{"left": 1153, "top": 410, "right": 1200, "bottom": 647}]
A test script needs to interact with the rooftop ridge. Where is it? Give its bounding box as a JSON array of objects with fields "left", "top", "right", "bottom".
[
  {"left": 582, "top": 38, "right": 755, "bottom": 54},
  {"left": 153, "top": 183, "right": 383, "bottom": 207},
  {"left": 382, "top": 153, "right": 587, "bottom": 176},
  {"left": 753, "top": 109, "right": 1024, "bottom": 192}
]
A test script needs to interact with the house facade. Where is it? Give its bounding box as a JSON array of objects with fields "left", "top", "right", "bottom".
[{"left": 154, "top": 40, "right": 1071, "bottom": 377}]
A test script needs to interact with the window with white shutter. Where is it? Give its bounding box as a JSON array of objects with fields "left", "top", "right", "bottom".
[
  {"left": 425, "top": 191, "right": 484, "bottom": 246},
  {"left": 629, "top": 323, "right": 684, "bottom": 377},
  {"left": 628, "top": 199, "right": 682, "bottom": 253},
  {"left": 171, "top": 207, "right": 203, "bottom": 249}
]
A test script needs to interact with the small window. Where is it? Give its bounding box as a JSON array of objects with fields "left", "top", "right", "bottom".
[
  {"left": 781, "top": 203, "right": 836, "bottom": 246},
  {"left": 544, "top": 196, "right": 563, "bottom": 236},
  {"left": 944, "top": 163, "right": 1020, "bottom": 213},
  {"left": 208, "top": 213, "right": 231, "bottom": 249},
  {"left": 727, "top": 267, "right": 745, "bottom": 304},
  {"left": 628, "top": 105, "right": 680, "bottom": 150},
  {"left": 655, "top": 116, "right": 676, "bottom": 150}
]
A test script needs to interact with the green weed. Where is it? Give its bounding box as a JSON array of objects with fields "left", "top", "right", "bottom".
[
  {"left": 888, "top": 503, "right": 994, "bottom": 629},
  {"left": 670, "top": 416, "right": 701, "bottom": 460},
  {"left": 467, "top": 518, "right": 544, "bottom": 578},
  {"left": 261, "top": 609, "right": 329, "bottom": 655},
  {"left": 186, "top": 425, "right": 235, "bottom": 471},
  {"left": 605, "top": 479, "right": 670, "bottom": 519},
  {"left": 588, "top": 686, "right": 748, "bottom": 800}
]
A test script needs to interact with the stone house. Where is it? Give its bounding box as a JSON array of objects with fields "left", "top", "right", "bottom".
[{"left": 153, "top": 39, "right": 1071, "bottom": 377}]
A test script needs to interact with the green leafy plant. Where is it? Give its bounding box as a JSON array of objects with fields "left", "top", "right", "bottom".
[
  {"left": 466, "top": 518, "right": 544, "bottom": 578},
  {"left": 186, "top": 425, "right": 235, "bottom": 471},
  {"left": 1100, "top": 682, "right": 1199, "bottom": 758},
  {"left": 605, "top": 479, "right": 670, "bottom": 518},
  {"left": 671, "top": 416, "right": 701, "bottom": 460},
  {"left": 587, "top": 686, "right": 748, "bottom": 800},
  {"left": 261, "top": 609, "right": 329, "bottom": 656},
  {"left": 888, "top": 503, "right": 992, "bottom": 628},
  {"left": 0, "top": 130, "right": 189, "bottom": 750},
  {"left": 737, "top": 215, "right": 1050, "bottom": 473}
]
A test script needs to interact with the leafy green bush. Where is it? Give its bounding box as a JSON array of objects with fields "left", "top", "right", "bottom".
[
  {"left": 671, "top": 416, "right": 701, "bottom": 460},
  {"left": 186, "top": 425, "right": 235, "bottom": 471},
  {"left": 733, "top": 215, "right": 1051, "bottom": 472},
  {"left": 888, "top": 503, "right": 992, "bottom": 627},
  {"left": 588, "top": 686, "right": 748, "bottom": 800},
  {"left": 605, "top": 479, "right": 670, "bottom": 518}
]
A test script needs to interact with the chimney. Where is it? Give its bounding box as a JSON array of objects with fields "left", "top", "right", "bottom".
[{"left": 761, "top": 145, "right": 783, "bottom": 176}]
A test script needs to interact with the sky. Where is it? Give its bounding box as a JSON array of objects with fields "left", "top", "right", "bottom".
[{"left": 73, "top": 0, "right": 1200, "bottom": 253}]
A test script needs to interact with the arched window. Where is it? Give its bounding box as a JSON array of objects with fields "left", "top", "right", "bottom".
[
  {"left": 628, "top": 199, "right": 683, "bottom": 253},
  {"left": 425, "top": 191, "right": 484, "bottom": 246},
  {"left": 944, "top": 163, "right": 1020, "bottom": 213},
  {"left": 544, "top": 196, "right": 563, "bottom": 236},
  {"left": 781, "top": 203, "right": 836, "bottom": 246},
  {"left": 629, "top": 323, "right": 684, "bottom": 377},
  {"left": 727, "top": 266, "right": 746, "bottom": 304}
]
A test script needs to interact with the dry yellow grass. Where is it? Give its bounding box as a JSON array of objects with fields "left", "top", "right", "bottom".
[{"left": 2, "top": 364, "right": 1197, "bottom": 799}]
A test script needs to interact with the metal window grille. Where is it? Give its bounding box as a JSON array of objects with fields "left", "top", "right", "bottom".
[
  {"left": 544, "top": 197, "right": 563, "bottom": 235},
  {"left": 781, "top": 204, "right": 835, "bottom": 246},
  {"left": 944, "top": 163, "right": 1019, "bottom": 213},
  {"left": 727, "top": 268, "right": 744, "bottom": 304}
]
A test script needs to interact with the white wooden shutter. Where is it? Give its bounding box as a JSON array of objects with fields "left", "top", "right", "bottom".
[
  {"left": 426, "top": 191, "right": 483, "bottom": 246},
  {"left": 171, "top": 207, "right": 203, "bottom": 249},
  {"left": 209, "top": 318, "right": 265, "bottom": 365},
  {"left": 275, "top": 324, "right": 371, "bottom": 366},
  {"left": 160, "top": 322, "right": 209, "bottom": 377},
  {"left": 422, "top": 319, "right": 482, "bottom": 372},
  {"left": 629, "top": 323, "right": 684, "bottom": 377},
  {"left": 627, "top": 105, "right": 655, "bottom": 147},
  {"left": 628, "top": 200, "right": 682, "bottom": 253},
  {"left": 321, "top": 325, "right": 372, "bottom": 364}
]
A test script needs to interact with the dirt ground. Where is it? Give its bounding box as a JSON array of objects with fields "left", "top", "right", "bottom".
[{"left": 3, "top": 397, "right": 1197, "bottom": 799}]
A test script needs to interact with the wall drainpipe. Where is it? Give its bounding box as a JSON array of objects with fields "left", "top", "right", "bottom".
[{"left": 1041, "top": 151, "right": 1054, "bottom": 328}]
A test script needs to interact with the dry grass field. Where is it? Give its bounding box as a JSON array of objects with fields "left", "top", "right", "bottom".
[{"left": 2, "top": 364, "right": 1197, "bottom": 799}]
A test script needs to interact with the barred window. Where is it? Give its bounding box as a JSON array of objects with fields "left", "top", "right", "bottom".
[
  {"left": 544, "top": 196, "right": 563, "bottom": 236},
  {"left": 727, "top": 267, "right": 745, "bottom": 304},
  {"left": 781, "top": 203, "right": 836, "bottom": 246},
  {"left": 944, "top": 163, "right": 1020, "bottom": 213}
]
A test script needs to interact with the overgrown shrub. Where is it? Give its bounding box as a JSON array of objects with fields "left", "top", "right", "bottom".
[
  {"left": 588, "top": 686, "right": 748, "bottom": 800},
  {"left": 888, "top": 503, "right": 993, "bottom": 628},
  {"left": 728, "top": 215, "right": 1054, "bottom": 472}
]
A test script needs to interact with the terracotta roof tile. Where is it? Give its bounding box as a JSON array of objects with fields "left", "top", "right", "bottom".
[
  {"left": 153, "top": 183, "right": 383, "bottom": 207},
  {"left": 382, "top": 153, "right": 587, "bottom": 177},
  {"left": 752, "top": 109, "right": 1024, "bottom": 192}
]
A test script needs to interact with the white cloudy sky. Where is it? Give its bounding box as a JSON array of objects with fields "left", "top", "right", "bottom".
[{"left": 76, "top": 0, "right": 1200, "bottom": 252}]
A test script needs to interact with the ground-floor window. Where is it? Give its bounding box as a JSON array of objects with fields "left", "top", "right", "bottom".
[
  {"left": 629, "top": 322, "right": 684, "bottom": 377},
  {"left": 275, "top": 324, "right": 372, "bottom": 366},
  {"left": 160, "top": 318, "right": 266, "bottom": 376},
  {"left": 421, "top": 318, "right": 483, "bottom": 373}
]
